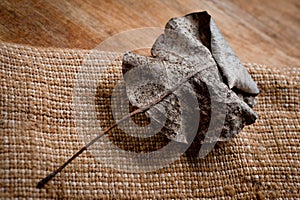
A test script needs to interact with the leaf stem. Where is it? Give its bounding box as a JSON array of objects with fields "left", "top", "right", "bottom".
[{"left": 37, "top": 72, "right": 197, "bottom": 189}]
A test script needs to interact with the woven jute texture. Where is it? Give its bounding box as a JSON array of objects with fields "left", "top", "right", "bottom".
[{"left": 0, "top": 42, "right": 299, "bottom": 199}]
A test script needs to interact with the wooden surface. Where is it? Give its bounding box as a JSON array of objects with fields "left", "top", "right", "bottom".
[{"left": 0, "top": 0, "right": 299, "bottom": 67}]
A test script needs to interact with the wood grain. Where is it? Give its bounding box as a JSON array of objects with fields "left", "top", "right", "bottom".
[{"left": 0, "top": 0, "right": 299, "bottom": 66}]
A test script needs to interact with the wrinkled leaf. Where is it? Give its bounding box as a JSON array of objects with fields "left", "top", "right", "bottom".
[{"left": 122, "top": 11, "right": 259, "bottom": 149}]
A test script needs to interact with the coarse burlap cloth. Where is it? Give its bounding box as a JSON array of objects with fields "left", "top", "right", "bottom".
[{"left": 0, "top": 42, "right": 299, "bottom": 199}]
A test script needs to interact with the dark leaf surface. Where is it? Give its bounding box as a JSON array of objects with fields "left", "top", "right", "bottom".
[{"left": 122, "top": 11, "right": 259, "bottom": 153}]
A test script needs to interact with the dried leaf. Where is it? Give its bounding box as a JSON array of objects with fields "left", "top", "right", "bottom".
[{"left": 37, "top": 12, "right": 262, "bottom": 188}]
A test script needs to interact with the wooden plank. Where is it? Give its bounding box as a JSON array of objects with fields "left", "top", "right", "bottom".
[{"left": 0, "top": 0, "right": 299, "bottom": 66}]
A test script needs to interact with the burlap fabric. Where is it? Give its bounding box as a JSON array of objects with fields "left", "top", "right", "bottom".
[{"left": 0, "top": 42, "right": 299, "bottom": 199}]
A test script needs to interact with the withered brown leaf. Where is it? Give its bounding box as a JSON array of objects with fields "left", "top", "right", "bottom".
[{"left": 37, "top": 11, "right": 260, "bottom": 189}]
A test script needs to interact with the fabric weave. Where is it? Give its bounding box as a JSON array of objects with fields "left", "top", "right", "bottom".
[{"left": 0, "top": 42, "right": 299, "bottom": 199}]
